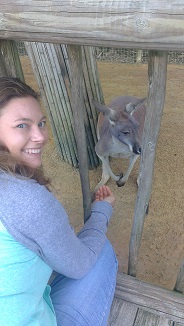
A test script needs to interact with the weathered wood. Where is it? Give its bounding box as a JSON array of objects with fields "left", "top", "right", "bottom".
[
  {"left": 0, "top": 49, "right": 7, "bottom": 76},
  {"left": 133, "top": 309, "right": 170, "bottom": 326},
  {"left": 67, "top": 45, "right": 91, "bottom": 222},
  {"left": 26, "top": 42, "right": 78, "bottom": 166},
  {"left": 108, "top": 300, "right": 171, "bottom": 326},
  {"left": 174, "top": 259, "right": 184, "bottom": 293},
  {"left": 1, "top": 1, "right": 184, "bottom": 50},
  {"left": 136, "top": 50, "right": 143, "bottom": 63},
  {"left": 26, "top": 43, "right": 101, "bottom": 169},
  {"left": 0, "top": 40, "right": 24, "bottom": 79},
  {"left": 128, "top": 50, "right": 168, "bottom": 277},
  {"left": 114, "top": 272, "right": 184, "bottom": 324},
  {"left": 108, "top": 298, "right": 138, "bottom": 325}
]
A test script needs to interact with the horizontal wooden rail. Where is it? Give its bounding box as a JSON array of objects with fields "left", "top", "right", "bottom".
[
  {"left": 1, "top": 1, "right": 184, "bottom": 50},
  {"left": 115, "top": 272, "right": 184, "bottom": 324}
]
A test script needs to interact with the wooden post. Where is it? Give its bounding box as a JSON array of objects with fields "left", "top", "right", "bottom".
[
  {"left": 0, "top": 40, "right": 24, "bottom": 80},
  {"left": 0, "top": 48, "right": 8, "bottom": 76},
  {"left": 67, "top": 45, "right": 91, "bottom": 222},
  {"left": 128, "top": 50, "right": 168, "bottom": 277},
  {"left": 174, "top": 259, "right": 184, "bottom": 293},
  {"left": 136, "top": 50, "right": 142, "bottom": 63}
]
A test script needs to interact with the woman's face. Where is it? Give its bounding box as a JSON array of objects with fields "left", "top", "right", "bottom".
[{"left": 0, "top": 96, "right": 48, "bottom": 169}]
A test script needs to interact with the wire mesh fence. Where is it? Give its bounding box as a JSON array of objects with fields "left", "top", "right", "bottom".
[
  {"left": 17, "top": 42, "right": 28, "bottom": 56},
  {"left": 16, "top": 42, "right": 184, "bottom": 65},
  {"left": 95, "top": 47, "right": 184, "bottom": 64}
]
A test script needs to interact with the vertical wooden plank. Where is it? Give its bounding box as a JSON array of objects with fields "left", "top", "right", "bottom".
[
  {"left": 174, "top": 259, "right": 184, "bottom": 293},
  {"left": 0, "top": 49, "right": 8, "bottom": 76},
  {"left": 26, "top": 42, "right": 101, "bottom": 169},
  {"left": 0, "top": 40, "right": 24, "bottom": 80},
  {"left": 134, "top": 309, "right": 170, "bottom": 326},
  {"left": 67, "top": 44, "right": 91, "bottom": 222},
  {"left": 173, "top": 322, "right": 184, "bottom": 326},
  {"left": 128, "top": 50, "right": 168, "bottom": 277},
  {"left": 108, "top": 298, "right": 138, "bottom": 325},
  {"left": 26, "top": 42, "right": 79, "bottom": 166},
  {"left": 81, "top": 46, "right": 101, "bottom": 168}
]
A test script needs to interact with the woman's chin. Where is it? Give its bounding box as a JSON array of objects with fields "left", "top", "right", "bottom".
[{"left": 23, "top": 159, "right": 42, "bottom": 169}]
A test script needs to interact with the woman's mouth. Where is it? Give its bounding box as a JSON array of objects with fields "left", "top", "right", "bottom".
[{"left": 23, "top": 148, "right": 42, "bottom": 154}]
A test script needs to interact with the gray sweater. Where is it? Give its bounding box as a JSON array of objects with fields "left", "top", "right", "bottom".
[{"left": 0, "top": 173, "right": 113, "bottom": 279}]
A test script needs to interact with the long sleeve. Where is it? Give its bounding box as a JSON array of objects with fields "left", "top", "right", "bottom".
[{"left": 0, "top": 174, "right": 113, "bottom": 279}]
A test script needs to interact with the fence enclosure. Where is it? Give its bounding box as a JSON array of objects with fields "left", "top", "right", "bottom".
[{"left": 1, "top": 1, "right": 184, "bottom": 324}]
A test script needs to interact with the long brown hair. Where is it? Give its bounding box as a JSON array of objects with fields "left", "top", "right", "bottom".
[{"left": 0, "top": 77, "right": 50, "bottom": 187}]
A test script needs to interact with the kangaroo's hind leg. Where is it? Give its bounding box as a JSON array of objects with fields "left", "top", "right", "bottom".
[
  {"left": 94, "top": 155, "right": 122, "bottom": 192},
  {"left": 116, "top": 154, "right": 139, "bottom": 187}
]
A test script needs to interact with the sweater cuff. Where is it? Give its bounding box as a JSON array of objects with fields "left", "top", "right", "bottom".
[{"left": 91, "top": 201, "right": 113, "bottom": 224}]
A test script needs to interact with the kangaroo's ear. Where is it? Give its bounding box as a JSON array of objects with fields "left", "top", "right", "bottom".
[
  {"left": 92, "top": 99, "right": 119, "bottom": 121},
  {"left": 125, "top": 97, "right": 147, "bottom": 115}
]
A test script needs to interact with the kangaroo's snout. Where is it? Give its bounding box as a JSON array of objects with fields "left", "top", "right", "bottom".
[{"left": 133, "top": 144, "right": 141, "bottom": 155}]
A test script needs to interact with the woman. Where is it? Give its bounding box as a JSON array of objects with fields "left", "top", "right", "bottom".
[{"left": 0, "top": 77, "right": 118, "bottom": 326}]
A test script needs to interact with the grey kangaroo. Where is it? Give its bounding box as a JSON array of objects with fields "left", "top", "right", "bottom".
[{"left": 92, "top": 96, "right": 146, "bottom": 191}]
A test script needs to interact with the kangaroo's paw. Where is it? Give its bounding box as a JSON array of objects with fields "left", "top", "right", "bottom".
[{"left": 116, "top": 173, "right": 126, "bottom": 187}]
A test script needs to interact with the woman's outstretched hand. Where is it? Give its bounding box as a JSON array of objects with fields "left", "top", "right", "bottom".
[{"left": 94, "top": 185, "right": 116, "bottom": 207}]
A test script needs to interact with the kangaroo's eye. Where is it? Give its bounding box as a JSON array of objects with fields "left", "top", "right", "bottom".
[{"left": 122, "top": 131, "right": 130, "bottom": 135}]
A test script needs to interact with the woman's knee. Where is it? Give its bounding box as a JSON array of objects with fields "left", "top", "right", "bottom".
[
  {"left": 50, "top": 239, "right": 118, "bottom": 326},
  {"left": 100, "top": 239, "right": 118, "bottom": 271},
  {"left": 53, "top": 304, "right": 87, "bottom": 326}
]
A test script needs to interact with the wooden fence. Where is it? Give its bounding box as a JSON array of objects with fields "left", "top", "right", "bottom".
[
  {"left": 0, "top": 0, "right": 183, "bottom": 279},
  {"left": 1, "top": 1, "right": 184, "bottom": 50}
]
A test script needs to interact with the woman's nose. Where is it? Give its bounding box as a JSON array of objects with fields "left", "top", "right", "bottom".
[{"left": 31, "top": 126, "right": 48, "bottom": 142}]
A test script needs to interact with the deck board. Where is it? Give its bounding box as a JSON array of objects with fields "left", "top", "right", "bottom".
[
  {"left": 108, "top": 272, "right": 184, "bottom": 325},
  {"left": 133, "top": 309, "right": 170, "bottom": 326},
  {"left": 108, "top": 298, "right": 138, "bottom": 325},
  {"left": 108, "top": 300, "right": 171, "bottom": 326}
]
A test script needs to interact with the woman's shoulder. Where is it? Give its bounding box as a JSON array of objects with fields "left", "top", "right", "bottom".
[
  {"left": 0, "top": 172, "right": 62, "bottom": 221},
  {"left": 0, "top": 172, "right": 41, "bottom": 188},
  {"left": 0, "top": 172, "right": 52, "bottom": 202}
]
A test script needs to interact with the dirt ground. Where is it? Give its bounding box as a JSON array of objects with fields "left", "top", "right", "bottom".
[{"left": 20, "top": 56, "right": 184, "bottom": 291}]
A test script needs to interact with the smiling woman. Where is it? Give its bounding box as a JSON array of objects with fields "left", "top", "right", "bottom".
[
  {"left": 0, "top": 77, "right": 49, "bottom": 185},
  {"left": 0, "top": 96, "right": 48, "bottom": 169},
  {"left": 0, "top": 77, "right": 118, "bottom": 326}
]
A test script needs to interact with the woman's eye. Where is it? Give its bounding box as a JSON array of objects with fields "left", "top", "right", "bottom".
[
  {"left": 17, "top": 123, "right": 27, "bottom": 129},
  {"left": 38, "top": 121, "right": 46, "bottom": 127}
]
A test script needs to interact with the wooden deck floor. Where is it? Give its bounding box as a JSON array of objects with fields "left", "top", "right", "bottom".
[{"left": 108, "top": 273, "right": 184, "bottom": 326}]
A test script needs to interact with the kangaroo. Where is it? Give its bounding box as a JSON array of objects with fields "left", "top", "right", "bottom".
[{"left": 92, "top": 96, "right": 146, "bottom": 191}]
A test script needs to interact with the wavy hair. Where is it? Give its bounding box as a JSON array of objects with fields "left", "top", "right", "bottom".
[{"left": 0, "top": 77, "right": 50, "bottom": 187}]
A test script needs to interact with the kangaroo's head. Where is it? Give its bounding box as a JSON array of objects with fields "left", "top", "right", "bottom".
[{"left": 92, "top": 97, "right": 146, "bottom": 155}]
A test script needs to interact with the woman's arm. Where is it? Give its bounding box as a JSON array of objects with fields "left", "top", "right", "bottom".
[{"left": 0, "top": 175, "right": 115, "bottom": 278}]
